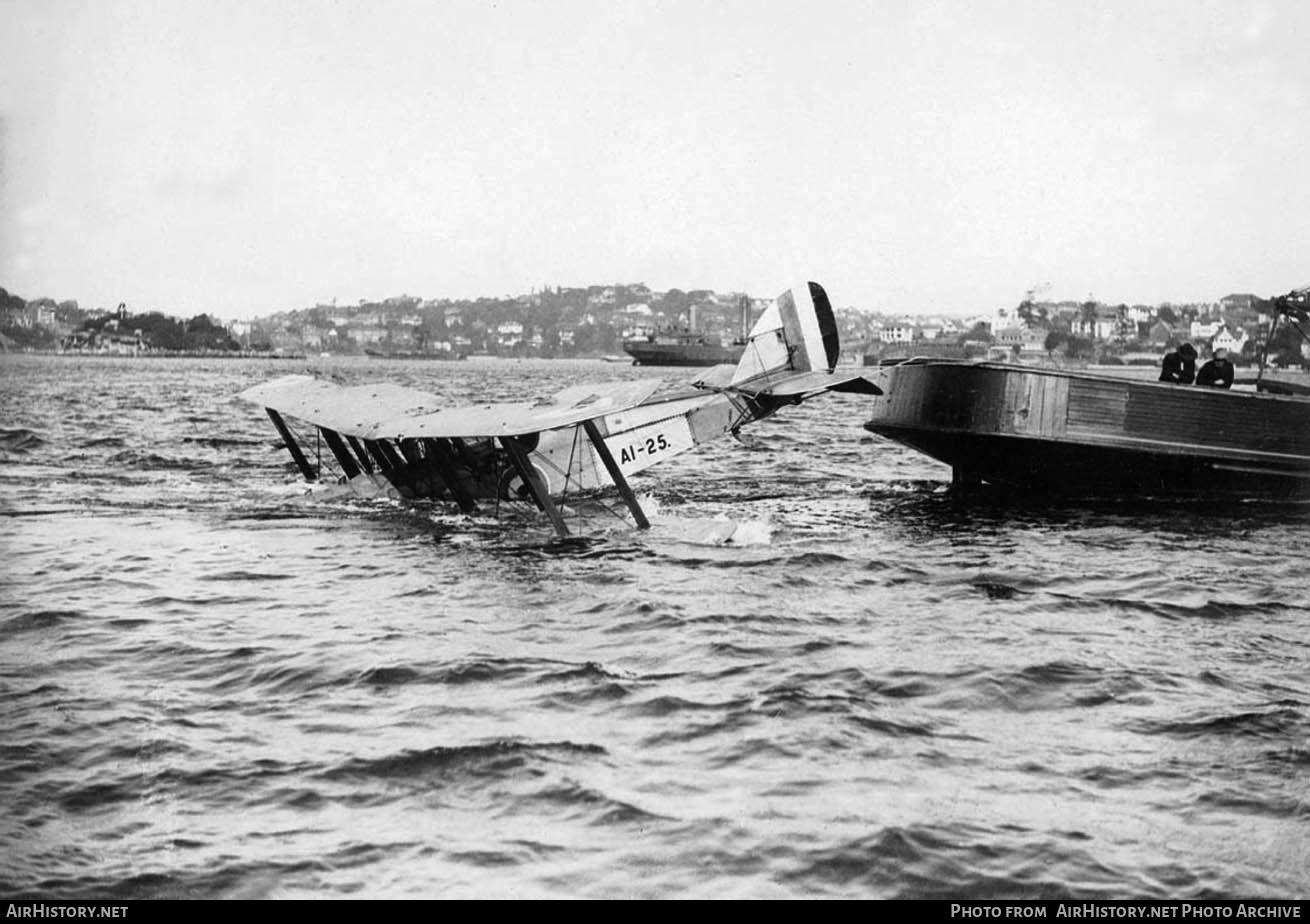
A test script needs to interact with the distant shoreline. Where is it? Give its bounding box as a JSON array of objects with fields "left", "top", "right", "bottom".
[
  {"left": 0, "top": 349, "right": 307, "bottom": 359},
  {"left": 0, "top": 349, "right": 634, "bottom": 362}
]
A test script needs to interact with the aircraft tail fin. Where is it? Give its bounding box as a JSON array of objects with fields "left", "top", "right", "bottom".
[
  {"left": 731, "top": 282, "right": 837, "bottom": 388},
  {"left": 721, "top": 282, "right": 881, "bottom": 403}
]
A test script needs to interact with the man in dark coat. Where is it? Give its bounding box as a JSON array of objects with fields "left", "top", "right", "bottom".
[
  {"left": 1196, "top": 348, "right": 1235, "bottom": 388},
  {"left": 1159, "top": 342, "right": 1197, "bottom": 384}
]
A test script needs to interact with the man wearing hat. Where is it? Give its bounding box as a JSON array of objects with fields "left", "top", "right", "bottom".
[{"left": 1159, "top": 342, "right": 1198, "bottom": 384}]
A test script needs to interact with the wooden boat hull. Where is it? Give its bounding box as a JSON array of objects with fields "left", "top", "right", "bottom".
[{"left": 863, "top": 361, "right": 1310, "bottom": 498}]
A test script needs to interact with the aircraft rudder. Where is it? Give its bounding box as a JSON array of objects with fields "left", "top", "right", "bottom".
[
  {"left": 730, "top": 281, "right": 840, "bottom": 387},
  {"left": 807, "top": 281, "right": 840, "bottom": 372}
]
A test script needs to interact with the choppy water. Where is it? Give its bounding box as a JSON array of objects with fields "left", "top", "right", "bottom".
[{"left": 1, "top": 354, "right": 1308, "bottom": 899}]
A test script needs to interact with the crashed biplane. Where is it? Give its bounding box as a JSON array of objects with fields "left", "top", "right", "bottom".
[{"left": 239, "top": 282, "right": 879, "bottom": 536}]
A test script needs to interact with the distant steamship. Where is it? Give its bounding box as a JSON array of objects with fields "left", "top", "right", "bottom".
[{"left": 623, "top": 298, "right": 755, "bottom": 367}]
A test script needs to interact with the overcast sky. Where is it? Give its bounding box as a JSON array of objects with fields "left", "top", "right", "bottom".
[{"left": 1, "top": 0, "right": 1306, "bottom": 319}]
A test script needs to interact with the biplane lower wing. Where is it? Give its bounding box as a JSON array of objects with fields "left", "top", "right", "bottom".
[{"left": 238, "top": 282, "right": 880, "bottom": 536}]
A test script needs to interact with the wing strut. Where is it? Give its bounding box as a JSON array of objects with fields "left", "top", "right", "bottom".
[
  {"left": 266, "top": 409, "right": 317, "bottom": 481},
  {"left": 346, "top": 436, "right": 374, "bottom": 474},
  {"left": 397, "top": 439, "right": 424, "bottom": 464},
  {"left": 499, "top": 436, "right": 570, "bottom": 537},
  {"left": 425, "top": 438, "right": 479, "bottom": 515},
  {"left": 365, "top": 439, "right": 400, "bottom": 471},
  {"left": 582, "top": 420, "right": 650, "bottom": 529},
  {"left": 320, "top": 428, "right": 362, "bottom": 479}
]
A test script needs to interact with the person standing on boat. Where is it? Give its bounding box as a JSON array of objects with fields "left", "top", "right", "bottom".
[
  {"left": 1159, "top": 342, "right": 1197, "bottom": 384},
  {"left": 1196, "top": 348, "right": 1235, "bottom": 388}
]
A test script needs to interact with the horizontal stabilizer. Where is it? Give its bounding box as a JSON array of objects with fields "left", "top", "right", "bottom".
[
  {"left": 685, "top": 364, "right": 737, "bottom": 391},
  {"left": 741, "top": 369, "right": 882, "bottom": 400}
]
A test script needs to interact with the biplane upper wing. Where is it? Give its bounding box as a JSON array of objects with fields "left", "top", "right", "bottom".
[
  {"left": 237, "top": 376, "right": 665, "bottom": 440},
  {"left": 238, "top": 376, "right": 443, "bottom": 438}
]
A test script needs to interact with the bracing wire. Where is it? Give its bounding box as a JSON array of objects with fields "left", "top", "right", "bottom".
[{"left": 530, "top": 426, "right": 632, "bottom": 527}]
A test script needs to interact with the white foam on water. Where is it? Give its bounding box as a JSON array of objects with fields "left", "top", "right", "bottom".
[
  {"left": 637, "top": 492, "right": 662, "bottom": 519},
  {"left": 645, "top": 502, "right": 774, "bottom": 547},
  {"left": 726, "top": 515, "right": 773, "bottom": 546},
  {"left": 260, "top": 473, "right": 403, "bottom": 504},
  {"left": 264, "top": 480, "right": 325, "bottom": 498}
]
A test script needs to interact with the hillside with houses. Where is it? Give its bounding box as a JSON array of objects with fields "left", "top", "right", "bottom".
[
  {"left": 0, "top": 283, "right": 877, "bottom": 360},
  {"left": 242, "top": 284, "right": 887, "bottom": 360},
  {"left": 0, "top": 289, "right": 239, "bottom": 355},
  {"left": 2, "top": 282, "right": 1306, "bottom": 368},
  {"left": 866, "top": 291, "right": 1309, "bottom": 368}
]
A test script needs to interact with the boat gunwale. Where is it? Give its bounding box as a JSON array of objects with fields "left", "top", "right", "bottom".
[{"left": 879, "top": 357, "right": 1310, "bottom": 406}]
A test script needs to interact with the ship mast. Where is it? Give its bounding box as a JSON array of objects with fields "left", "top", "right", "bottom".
[{"left": 1255, "top": 287, "right": 1310, "bottom": 389}]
